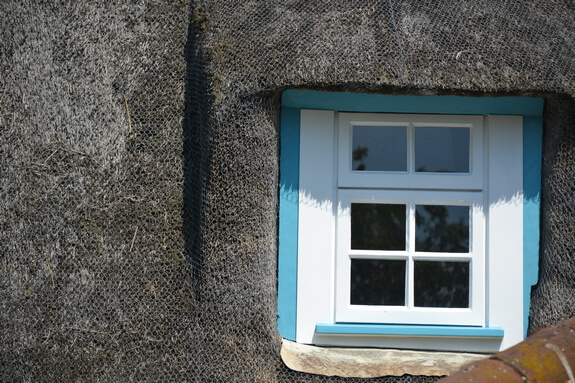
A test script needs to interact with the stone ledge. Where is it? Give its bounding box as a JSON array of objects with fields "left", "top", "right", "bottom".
[{"left": 280, "top": 339, "right": 488, "bottom": 378}]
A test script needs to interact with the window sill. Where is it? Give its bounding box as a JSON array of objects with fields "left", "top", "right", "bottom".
[
  {"left": 316, "top": 323, "right": 505, "bottom": 338},
  {"left": 280, "top": 338, "right": 489, "bottom": 378}
]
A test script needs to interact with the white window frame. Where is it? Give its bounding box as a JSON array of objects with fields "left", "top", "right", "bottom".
[
  {"left": 338, "top": 113, "right": 484, "bottom": 190},
  {"left": 296, "top": 110, "right": 524, "bottom": 353},
  {"left": 336, "top": 189, "right": 485, "bottom": 326}
]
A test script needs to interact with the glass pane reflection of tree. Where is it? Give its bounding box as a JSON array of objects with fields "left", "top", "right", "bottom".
[
  {"left": 415, "top": 205, "right": 469, "bottom": 253},
  {"left": 351, "top": 259, "right": 406, "bottom": 306},
  {"left": 352, "top": 125, "right": 407, "bottom": 171},
  {"left": 414, "top": 127, "right": 470, "bottom": 173},
  {"left": 414, "top": 261, "right": 470, "bottom": 308},
  {"left": 351, "top": 203, "right": 406, "bottom": 250}
]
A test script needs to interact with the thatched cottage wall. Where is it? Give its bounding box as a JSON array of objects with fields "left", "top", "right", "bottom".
[
  {"left": 1, "top": 0, "right": 575, "bottom": 382},
  {"left": 1, "top": 1, "right": 196, "bottom": 381}
]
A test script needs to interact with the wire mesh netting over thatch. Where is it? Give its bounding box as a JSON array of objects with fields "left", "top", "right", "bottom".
[{"left": 2, "top": 0, "right": 575, "bottom": 382}]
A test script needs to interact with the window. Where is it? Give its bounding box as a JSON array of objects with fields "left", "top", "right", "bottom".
[
  {"left": 335, "top": 114, "right": 484, "bottom": 327},
  {"left": 278, "top": 91, "right": 543, "bottom": 354}
]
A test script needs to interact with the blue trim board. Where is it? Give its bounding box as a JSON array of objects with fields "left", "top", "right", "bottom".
[
  {"left": 282, "top": 90, "right": 544, "bottom": 117},
  {"left": 277, "top": 90, "right": 543, "bottom": 341},
  {"left": 523, "top": 116, "right": 543, "bottom": 336},
  {"left": 277, "top": 106, "right": 300, "bottom": 340},
  {"left": 316, "top": 324, "right": 504, "bottom": 338}
]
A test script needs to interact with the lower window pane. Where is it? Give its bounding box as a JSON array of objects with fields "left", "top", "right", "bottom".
[
  {"left": 351, "top": 203, "right": 406, "bottom": 250},
  {"left": 415, "top": 205, "right": 470, "bottom": 253},
  {"left": 414, "top": 261, "right": 470, "bottom": 308},
  {"left": 351, "top": 259, "right": 406, "bottom": 306}
]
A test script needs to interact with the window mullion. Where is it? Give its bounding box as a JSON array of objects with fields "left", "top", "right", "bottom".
[{"left": 407, "top": 122, "right": 414, "bottom": 174}]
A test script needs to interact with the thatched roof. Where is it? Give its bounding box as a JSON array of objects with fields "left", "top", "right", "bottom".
[
  {"left": 1, "top": 1, "right": 575, "bottom": 382},
  {"left": 193, "top": 0, "right": 575, "bottom": 100}
]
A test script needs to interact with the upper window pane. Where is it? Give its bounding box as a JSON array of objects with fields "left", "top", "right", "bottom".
[
  {"left": 415, "top": 205, "right": 470, "bottom": 253},
  {"left": 414, "top": 127, "right": 470, "bottom": 173},
  {"left": 351, "top": 203, "right": 406, "bottom": 251},
  {"left": 352, "top": 125, "right": 407, "bottom": 172}
]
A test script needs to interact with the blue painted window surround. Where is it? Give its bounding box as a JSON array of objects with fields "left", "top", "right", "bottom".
[{"left": 278, "top": 90, "right": 543, "bottom": 342}]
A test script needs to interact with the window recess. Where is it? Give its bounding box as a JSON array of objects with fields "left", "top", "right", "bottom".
[
  {"left": 278, "top": 92, "right": 543, "bottom": 356},
  {"left": 293, "top": 110, "right": 523, "bottom": 353}
]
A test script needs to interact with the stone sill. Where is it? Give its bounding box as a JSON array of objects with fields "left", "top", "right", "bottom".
[{"left": 280, "top": 339, "right": 489, "bottom": 378}]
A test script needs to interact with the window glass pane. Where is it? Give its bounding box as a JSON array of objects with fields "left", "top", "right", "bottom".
[
  {"left": 414, "top": 261, "right": 470, "bottom": 308},
  {"left": 414, "top": 127, "right": 470, "bottom": 173},
  {"left": 352, "top": 125, "right": 407, "bottom": 171},
  {"left": 351, "top": 259, "right": 406, "bottom": 306},
  {"left": 415, "top": 205, "right": 469, "bottom": 253},
  {"left": 352, "top": 203, "right": 406, "bottom": 250}
]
